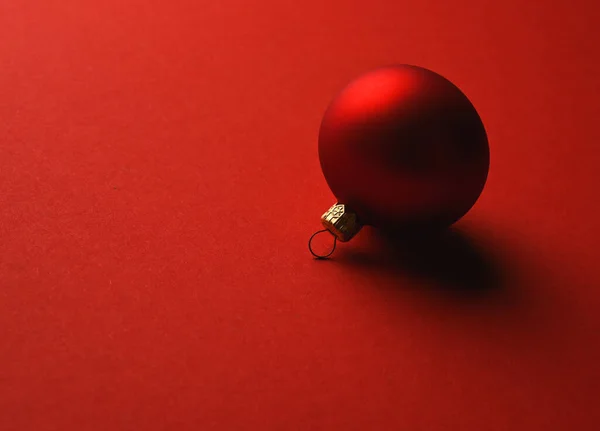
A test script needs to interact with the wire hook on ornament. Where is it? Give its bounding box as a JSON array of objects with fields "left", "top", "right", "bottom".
[{"left": 308, "top": 229, "right": 337, "bottom": 259}]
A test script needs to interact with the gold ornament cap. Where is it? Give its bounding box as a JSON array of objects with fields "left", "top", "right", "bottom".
[{"left": 321, "top": 203, "right": 363, "bottom": 242}]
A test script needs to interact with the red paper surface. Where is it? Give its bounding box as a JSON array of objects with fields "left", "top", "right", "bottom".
[{"left": 1, "top": 1, "right": 599, "bottom": 430}]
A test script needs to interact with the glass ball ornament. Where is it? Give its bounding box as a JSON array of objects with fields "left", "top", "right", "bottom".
[{"left": 309, "top": 65, "right": 490, "bottom": 258}]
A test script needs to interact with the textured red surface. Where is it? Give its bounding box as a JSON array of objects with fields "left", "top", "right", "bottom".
[{"left": 1, "top": 1, "right": 599, "bottom": 430}]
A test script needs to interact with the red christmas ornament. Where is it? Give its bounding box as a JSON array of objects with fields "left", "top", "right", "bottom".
[{"left": 309, "top": 65, "right": 489, "bottom": 258}]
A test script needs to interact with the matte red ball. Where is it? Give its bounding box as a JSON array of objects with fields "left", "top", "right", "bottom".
[{"left": 318, "top": 64, "right": 489, "bottom": 233}]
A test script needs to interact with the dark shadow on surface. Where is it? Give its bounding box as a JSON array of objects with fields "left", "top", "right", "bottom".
[{"left": 333, "top": 224, "right": 514, "bottom": 299}]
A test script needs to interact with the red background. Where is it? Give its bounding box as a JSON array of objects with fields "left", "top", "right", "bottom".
[{"left": 1, "top": 1, "right": 599, "bottom": 430}]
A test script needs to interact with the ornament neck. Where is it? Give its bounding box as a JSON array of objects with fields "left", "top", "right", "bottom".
[{"left": 308, "top": 203, "right": 363, "bottom": 259}]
